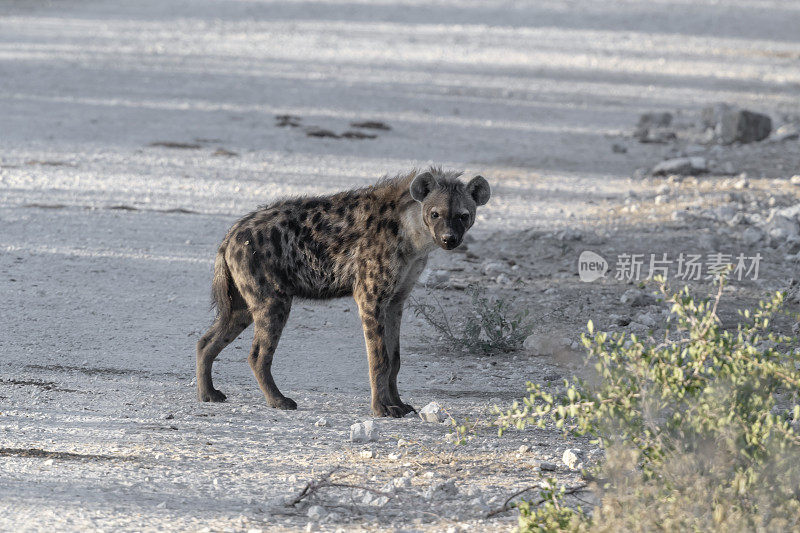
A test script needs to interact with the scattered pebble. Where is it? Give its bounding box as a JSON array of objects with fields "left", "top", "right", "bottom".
[
  {"left": 350, "top": 420, "right": 379, "bottom": 443},
  {"left": 651, "top": 157, "right": 707, "bottom": 176},
  {"left": 563, "top": 448, "right": 584, "bottom": 470},
  {"left": 419, "top": 402, "right": 446, "bottom": 423}
]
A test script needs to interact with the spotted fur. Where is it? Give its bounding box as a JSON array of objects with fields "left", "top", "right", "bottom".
[{"left": 196, "top": 167, "right": 491, "bottom": 417}]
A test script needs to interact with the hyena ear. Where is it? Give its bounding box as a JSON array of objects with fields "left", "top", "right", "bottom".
[
  {"left": 410, "top": 171, "right": 435, "bottom": 202},
  {"left": 467, "top": 175, "right": 491, "bottom": 206}
]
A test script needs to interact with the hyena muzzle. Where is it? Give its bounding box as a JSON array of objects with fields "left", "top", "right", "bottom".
[{"left": 196, "top": 167, "right": 491, "bottom": 417}]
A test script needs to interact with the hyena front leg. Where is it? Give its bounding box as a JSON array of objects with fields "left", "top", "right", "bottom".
[
  {"left": 355, "top": 285, "right": 405, "bottom": 418},
  {"left": 384, "top": 298, "right": 416, "bottom": 416},
  {"left": 249, "top": 296, "right": 296, "bottom": 410},
  {"left": 384, "top": 258, "right": 426, "bottom": 415},
  {"left": 197, "top": 309, "right": 253, "bottom": 402}
]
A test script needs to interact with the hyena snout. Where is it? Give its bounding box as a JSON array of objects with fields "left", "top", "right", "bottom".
[{"left": 440, "top": 232, "right": 460, "bottom": 250}]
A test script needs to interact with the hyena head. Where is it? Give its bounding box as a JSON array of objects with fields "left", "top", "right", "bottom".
[{"left": 409, "top": 169, "right": 491, "bottom": 250}]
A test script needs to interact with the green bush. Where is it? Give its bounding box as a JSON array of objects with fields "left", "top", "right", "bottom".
[{"left": 497, "top": 278, "right": 800, "bottom": 532}]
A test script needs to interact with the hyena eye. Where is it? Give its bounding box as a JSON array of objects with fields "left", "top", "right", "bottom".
[{"left": 431, "top": 211, "right": 440, "bottom": 219}]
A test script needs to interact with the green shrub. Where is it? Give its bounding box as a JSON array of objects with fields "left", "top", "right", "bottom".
[
  {"left": 409, "top": 284, "right": 532, "bottom": 354},
  {"left": 497, "top": 278, "right": 800, "bottom": 532}
]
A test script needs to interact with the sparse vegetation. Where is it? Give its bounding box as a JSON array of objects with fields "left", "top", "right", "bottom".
[
  {"left": 409, "top": 285, "right": 533, "bottom": 354},
  {"left": 497, "top": 278, "right": 800, "bottom": 532}
]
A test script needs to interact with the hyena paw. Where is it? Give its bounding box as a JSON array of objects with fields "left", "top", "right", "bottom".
[
  {"left": 400, "top": 402, "right": 417, "bottom": 415},
  {"left": 269, "top": 396, "right": 297, "bottom": 410},
  {"left": 199, "top": 388, "right": 227, "bottom": 402},
  {"left": 373, "top": 402, "right": 408, "bottom": 418}
]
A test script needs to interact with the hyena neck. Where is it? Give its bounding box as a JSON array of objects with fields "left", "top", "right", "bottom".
[{"left": 399, "top": 201, "right": 436, "bottom": 257}]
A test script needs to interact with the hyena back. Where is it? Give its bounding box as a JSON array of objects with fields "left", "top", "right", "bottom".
[{"left": 196, "top": 167, "right": 491, "bottom": 417}]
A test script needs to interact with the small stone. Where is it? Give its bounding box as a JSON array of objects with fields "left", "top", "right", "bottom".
[
  {"left": 163, "top": 413, "right": 174, "bottom": 420},
  {"left": 790, "top": 175, "right": 800, "bottom": 186},
  {"left": 733, "top": 175, "right": 750, "bottom": 189},
  {"left": 305, "top": 521, "right": 319, "bottom": 532},
  {"left": 359, "top": 449, "right": 375, "bottom": 459},
  {"left": 419, "top": 402, "right": 446, "bottom": 423},
  {"left": 727, "top": 212, "right": 745, "bottom": 226},
  {"left": 563, "top": 448, "right": 584, "bottom": 470},
  {"left": 620, "top": 289, "right": 655, "bottom": 307},
  {"left": 611, "top": 143, "right": 627, "bottom": 153},
  {"left": 495, "top": 273, "right": 511, "bottom": 284},
  {"left": 654, "top": 194, "right": 669, "bottom": 205},
  {"left": 424, "top": 479, "right": 459, "bottom": 500},
  {"left": 651, "top": 157, "right": 707, "bottom": 176},
  {"left": 42, "top": 459, "right": 54, "bottom": 466},
  {"left": 772, "top": 124, "right": 799, "bottom": 142},
  {"left": 392, "top": 476, "right": 412, "bottom": 489},
  {"left": 397, "top": 438, "right": 410, "bottom": 447},
  {"left": 518, "top": 445, "right": 531, "bottom": 454},
  {"left": 536, "top": 461, "right": 557, "bottom": 471},
  {"left": 716, "top": 108, "right": 772, "bottom": 144},
  {"left": 523, "top": 334, "right": 565, "bottom": 355},
  {"left": 671, "top": 209, "right": 689, "bottom": 221},
  {"left": 701, "top": 103, "right": 733, "bottom": 128},
  {"left": 742, "top": 227, "right": 764, "bottom": 246},
  {"left": 388, "top": 452, "right": 401, "bottom": 461},
  {"left": 774, "top": 204, "right": 800, "bottom": 223},
  {"left": 636, "top": 313, "right": 657, "bottom": 327},
  {"left": 483, "top": 262, "right": 507, "bottom": 276},
  {"left": 307, "top": 505, "right": 326, "bottom": 521},
  {"left": 314, "top": 417, "right": 328, "bottom": 427},
  {"left": 350, "top": 420, "right": 379, "bottom": 443},
  {"left": 638, "top": 112, "right": 673, "bottom": 128}
]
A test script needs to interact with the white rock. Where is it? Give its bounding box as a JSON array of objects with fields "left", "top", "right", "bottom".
[
  {"left": 349, "top": 420, "right": 379, "bottom": 442},
  {"left": 307, "top": 505, "right": 326, "bottom": 521},
  {"left": 790, "top": 175, "right": 800, "bottom": 186},
  {"left": 314, "top": 417, "right": 328, "bottom": 427},
  {"left": 563, "top": 448, "right": 584, "bottom": 470},
  {"left": 518, "top": 445, "right": 531, "bottom": 454},
  {"left": 419, "top": 401, "right": 445, "bottom": 423},
  {"left": 359, "top": 449, "right": 375, "bottom": 459}
]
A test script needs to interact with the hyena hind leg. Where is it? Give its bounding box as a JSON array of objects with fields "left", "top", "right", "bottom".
[
  {"left": 249, "top": 297, "right": 296, "bottom": 410},
  {"left": 196, "top": 309, "right": 253, "bottom": 402}
]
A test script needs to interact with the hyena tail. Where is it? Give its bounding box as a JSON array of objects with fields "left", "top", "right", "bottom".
[{"left": 211, "top": 245, "right": 236, "bottom": 322}]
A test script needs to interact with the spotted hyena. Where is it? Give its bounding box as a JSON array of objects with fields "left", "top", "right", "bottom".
[{"left": 196, "top": 167, "right": 491, "bottom": 417}]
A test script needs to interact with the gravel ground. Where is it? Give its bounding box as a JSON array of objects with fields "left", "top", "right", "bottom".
[{"left": 1, "top": 0, "right": 799, "bottom": 531}]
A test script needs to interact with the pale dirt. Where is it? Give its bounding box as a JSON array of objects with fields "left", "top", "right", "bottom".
[{"left": 1, "top": 0, "right": 799, "bottom": 531}]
